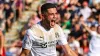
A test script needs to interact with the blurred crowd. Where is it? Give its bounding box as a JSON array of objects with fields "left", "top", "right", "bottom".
[{"left": 0, "top": 0, "right": 100, "bottom": 56}]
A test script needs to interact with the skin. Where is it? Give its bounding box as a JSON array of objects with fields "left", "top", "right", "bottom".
[
  {"left": 81, "top": 21, "right": 100, "bottom": 37},
  {"left": 5, "top": 4, "right": 14, "bottom": 28},
  {"left": 0, "top": 30, "right": 4, "bottom": 55},
  {"left": 20, "top": 7, "right": 77, "bottom": 56},
  {"left": 41, "top": 8, "right": 58, "bottom": 30}
]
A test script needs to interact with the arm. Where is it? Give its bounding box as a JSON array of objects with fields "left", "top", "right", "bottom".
[
  {"left": 76, "top": 36, "right": 82, "bottom": 41},
  {"left": 55, "top": 25, "right": 77, "bottom": 56},
  {"left": 7, "top": 12, "right": 14, "bottom": 20},
  {"left": 20, "top": 48, "right": 30, "bottom": 56},
  {"left": 0, "top": 30, "right": 4, "bottom": 47},
  {"left": 56, "top": 44, "right": 62, "bottom": 51},
  {"left": 81, "top": 22, "right": 92, "bottom": 33},
  {"left": 20, "top": 30, "right": 33, "bottom": 56},
  {"left": 62, "top": 24, "right": 67, "bottom": 30},
  {"left": 6, "top": 12, "right": 14, "bottom": 26},
  {"left": 62, "top": 44, "right": 78, "bottom": 56},
  {"left": 0, "top": 30, "right": 5, "bottom": 55}
]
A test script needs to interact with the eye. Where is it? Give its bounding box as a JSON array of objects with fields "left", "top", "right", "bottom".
[
  {"left": 48, "top": 12, "right": 58, "bottom": 15},
  {"left": 48, "top": 13, "right": 53, "bottom": 15}
]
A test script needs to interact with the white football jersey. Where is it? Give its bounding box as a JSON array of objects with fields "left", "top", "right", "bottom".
[
  {"left": 88, "top": 31, "right": 100, "bottom": 56},
  {"left": 22, "top": 24, "right": 68, "bottom": 56}
]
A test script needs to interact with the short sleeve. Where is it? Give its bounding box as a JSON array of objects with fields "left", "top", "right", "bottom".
[
  {"left": 22, "top": 30, "right": 33, "bottom": 50},
  {"left": 55, "top": 25, "right": 68, "bottom": 45},
  {"left": 58, "top": 32, "right": 68, "bottom": 45}
]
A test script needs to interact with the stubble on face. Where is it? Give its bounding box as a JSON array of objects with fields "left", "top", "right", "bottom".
[
  {"left": 41, "top": 8, "right": 58, "bottom": 30},
  {"left": 46, "top": 8, "right": 58, "bottom": 28}
]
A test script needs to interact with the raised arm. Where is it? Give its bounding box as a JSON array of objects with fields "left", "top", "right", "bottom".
[{"left": 81, "top": 22, "right": 92, "bottom": 33}]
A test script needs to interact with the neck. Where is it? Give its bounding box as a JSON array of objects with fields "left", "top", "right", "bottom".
[{"left": 41, "top": 20, "right": 51, "bottom": 30}]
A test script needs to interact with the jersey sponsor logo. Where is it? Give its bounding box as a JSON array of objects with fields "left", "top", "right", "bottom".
[
  {"left": 32, "top": 40, "right": 57, "bottom": 48},
  {"left": 39, "top": 36, "right": 44, "bottom": 40},
  {"left": 41, "top": 42, "right": 47, "bottom": 48}
]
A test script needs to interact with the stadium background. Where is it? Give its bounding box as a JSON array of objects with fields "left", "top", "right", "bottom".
[{"left": 0, "top": 0, "right": 100, "bottom": 56}]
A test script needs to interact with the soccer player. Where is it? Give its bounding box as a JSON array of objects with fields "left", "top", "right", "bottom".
[
  {"left": 81, "top": 21, "right": 100, "bottom": 56},
  {"left": 20, "top": 3, "right": 77, "bottom": 56}
]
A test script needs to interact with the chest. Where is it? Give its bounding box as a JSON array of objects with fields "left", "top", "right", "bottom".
[
  {"left": 31, "top": 29, "right": 61, "bottom": 48},
  {"left": 34, "top": 29, "right": 60, "bottom": 42}
]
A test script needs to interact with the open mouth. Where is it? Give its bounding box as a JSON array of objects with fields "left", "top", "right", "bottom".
[
  {"left": 51, "top": 20, "right": 56, "bottom": 22},
  {"left": 50, "top": 20, "right": 56, "bottom": 27}
]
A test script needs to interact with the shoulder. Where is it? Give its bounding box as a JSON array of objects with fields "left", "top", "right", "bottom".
[
  {"left": 30, "top": 24, "right": 41, "bottom": 31},
  {"left": 54, "top": 24, "right": 64, "bottom": 34},
  {"left": 28, "top": 24, "right": 44, "bottom": 37},
  {"left": 31, "top": 24, "right": 40, "bottom": 29},
  {"left": 26, "top": 25, "right": 41, "bottom": 35},
  {"left": 26, "top": 29, "right": 33, "bottom": 35},
  {"left": 90, "top": 31, "right": 97, "bottom": 36},
  {"left": 54, "top": 24, "right": 62, "bottom": 29},
  {"left": 54, "top": 24, "right": 62, "bottom": 32}
]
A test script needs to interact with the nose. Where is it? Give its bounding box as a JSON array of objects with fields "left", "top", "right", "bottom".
[{"left": 53, "top": 13, "right": 57, "bottom": 18}]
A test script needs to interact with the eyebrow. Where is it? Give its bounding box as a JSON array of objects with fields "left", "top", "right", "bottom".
[{"left": 48, "top": 12, "right": 58, "bottom": 14}]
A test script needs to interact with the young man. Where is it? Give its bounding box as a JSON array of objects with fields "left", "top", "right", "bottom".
[
  {"left": 81, "top": 21, "right": 100, "bottom": 56},
  {"left": 20, "top": 3, "right": 77, "bottom": 56}
]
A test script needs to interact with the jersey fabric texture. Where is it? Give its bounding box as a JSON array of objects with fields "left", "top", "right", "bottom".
[
  {"left": 88, "top": 31, "right": 100, "bottom": 56},
  {"left": 22, "top": 24, "right": 68, "bottom": 56}
]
